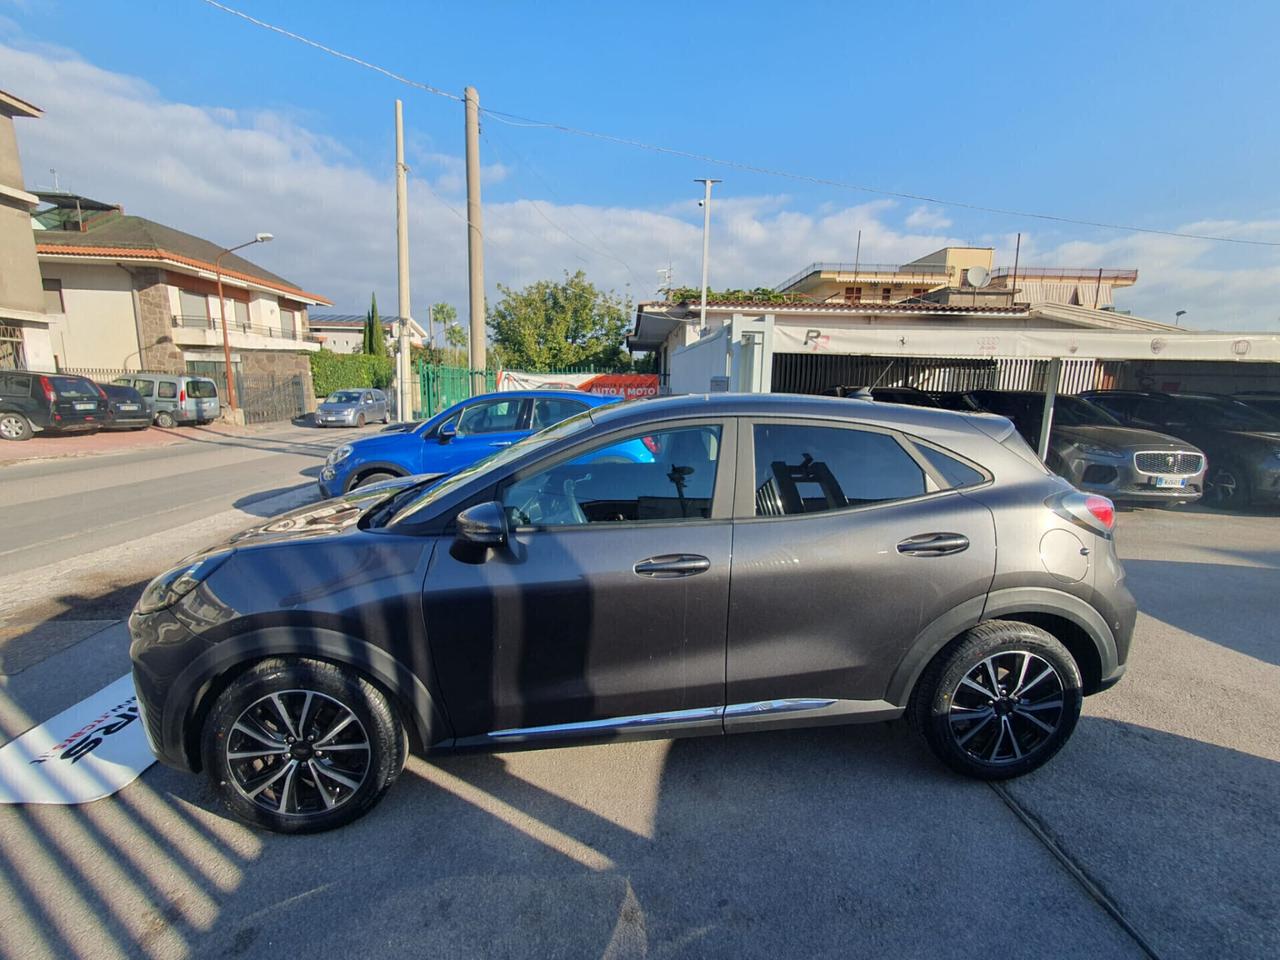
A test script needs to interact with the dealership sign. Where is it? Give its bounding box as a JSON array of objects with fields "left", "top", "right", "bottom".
[
  {"left": 0, "top": 674, "right": 155, "bottom": 805},
  {"left": 495, "top": 370, "right": 659, "bottom": 399}
]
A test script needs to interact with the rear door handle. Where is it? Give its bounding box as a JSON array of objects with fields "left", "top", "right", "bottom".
[
  {"left": 897, "top": 533, "right": 970, "bottom": 557},
  {"left": 634, "top": 554, "right": 712, "bottom": 578}
]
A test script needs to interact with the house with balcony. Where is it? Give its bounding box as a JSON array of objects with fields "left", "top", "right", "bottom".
[
  {"left": 32, "top": 192, "right": 330, "bottom": 401},
  {"left": 0, "top": 89, "right": 53, "bottom": 371},
  {"left": 308, "top": 313, "right": 427, "bottom": 354}
]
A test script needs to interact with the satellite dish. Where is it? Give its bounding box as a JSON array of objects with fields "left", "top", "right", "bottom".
[{"left": 966, "top": 266, "right": 990, "bottom": 288}]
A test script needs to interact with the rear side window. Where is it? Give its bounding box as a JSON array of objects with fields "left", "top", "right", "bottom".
[
  {"left": 531, "top": 397, "right": 588, "bottom": 431},
  {"left": 752, "top": 423, "right": 926, "bottom": 516},
  {"left": 0, "top": 373, "right": 31, "bottom": 398},
  {"left": 188, "top": 379, "right": 218, "bottom": 398},
  {"left": 915, "top": 443, "right": 987, "bottom": 488},
  {"left": 132, "top": 379, "right": 155, "bottom": 397},
  {"left": 158, "top": 381, "right": 177, "bottom": 399}
]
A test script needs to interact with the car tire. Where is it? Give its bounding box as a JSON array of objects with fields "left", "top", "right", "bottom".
[
  {"left": 354, "top": 470, "right": 398, "bottom": 489},
  {"left": 910, "top": 620, "right": 1083, "bottom": 781},
  {"left": 1205, "top": 462, "right": 1251, "bottom": 510},
  {"left": 155, "top": 411, "right": 176, "bottom": 429},
  {"left": 0, "top": 412, "right": 34, "bottom": 441},
  {"left": 202, "top": 657, "right": 405, "bottom": 834}
]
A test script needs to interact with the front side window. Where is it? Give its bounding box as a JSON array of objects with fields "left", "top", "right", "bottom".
[
  {"left": 531, "top": 397, "right": 588, "bottom": 431},
  {"left": 502, "top": 425, "right": 722, "bottom": 528},
  {"left": 454, "top": 398, "right": 525, "bottom": 436},
  {"left": 158, "top": 381, "right": 177, "bottom": 399},
  {"left": 752, "top": 423, "right": 926, "bottom": 516}
]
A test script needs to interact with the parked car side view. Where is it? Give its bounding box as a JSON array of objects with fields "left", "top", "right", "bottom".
[
  {"left": 911, "top": 390, "right": 1206, "bottom": 505},
  {"left": 112, "top": 373, "right": 220, "bottom": 427},
  {"left": 130, "top": 393, "right": 1135, "bottom": 833},
  {"left": 100, "top": 382, "right": 152, "bottom": 431},
  {"left": 315, "top": 388, "right": 390, "bottom": 427},
  {"left": 1083, "top": 390, "right": 1280, "bottom": 509},
  {"left": 1233, "top": 391, "right": 1280, "bottom": 421},
  {"left": 318, "top": 389, "right": 625, "bottom": 496},
  {"left": 0, "top": 370, "right": 108, "bottom": 441}
]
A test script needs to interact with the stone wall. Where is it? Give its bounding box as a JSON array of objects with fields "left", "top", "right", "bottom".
[
  {"left": 135, "top": 268, "right": 184, "bottom": 373},
  {"left": 241, "top": 348, "right": 316, "bottom": 412}
]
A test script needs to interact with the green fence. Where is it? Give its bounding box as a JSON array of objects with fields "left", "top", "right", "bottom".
[{"left": 417, "top": 362, "right": 496, "bottom": 418}]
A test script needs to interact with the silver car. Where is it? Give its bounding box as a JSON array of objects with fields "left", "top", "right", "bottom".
[{"left": 315, "top": 389, "right": 390, "bottom": 428}]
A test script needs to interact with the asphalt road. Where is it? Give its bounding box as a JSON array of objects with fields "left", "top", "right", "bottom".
[{"left": 0, "top": 462, "right": 1276, "bottom": 958}]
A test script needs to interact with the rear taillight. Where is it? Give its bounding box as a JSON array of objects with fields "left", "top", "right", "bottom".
[
  {"left": 180, "top": 388, "right": 186, "bottom": 404},
  {"left": 642, "top": 435, "right": 661, "bottom": 454},
  {"left": 1046, "top": 490, "right": 1116, "bottom": 537},
  {"left": 38, "top": 375, "right": 56, "bottom": 403},
  {"left": 95, "top": 383, "right": 109, "bottom": 403}
]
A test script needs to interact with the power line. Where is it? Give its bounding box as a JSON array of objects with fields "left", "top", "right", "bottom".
[{"left": 199, "top": 0, "right": 1280, "bottom": 249}]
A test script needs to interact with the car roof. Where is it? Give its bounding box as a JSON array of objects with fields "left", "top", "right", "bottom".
[{"left": 467, "top": 389, "right": 618, "bottom": 405}]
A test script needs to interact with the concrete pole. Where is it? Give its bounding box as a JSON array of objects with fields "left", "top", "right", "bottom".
[
  {"left": 695, "top": 179, "right": 721, "bottom": 330},
  {"left": 394, "top": 100, "right": 412, "bottom": 420},
  {"left": 1038, "top": 357, "right": 1063, "bottom": 460},
  {"left": 464, "top": 86, "right": 487, "bottom": 393}
]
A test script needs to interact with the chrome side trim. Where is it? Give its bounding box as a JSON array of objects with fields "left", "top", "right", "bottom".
[
  {"left": 486, "top": 705, "right": 723, "bottom": 742},
  {"left": 724, "top": 697, "right": 902, "bottom": 732},
  {"left": 723, "top": 698, "right": 837, "bottom": 717}
]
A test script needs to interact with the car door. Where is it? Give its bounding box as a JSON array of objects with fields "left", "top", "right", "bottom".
[
  {"left": 125, "top": 378, "right": 156, "bottom": 419},
  {"left": 421, "top": 419, "right": 736, "bottom": 741},
  {"left": 422, "top": 396, "right": 531, "bottom": 474},
  {"left": 725, "top": 418, "right": 997, "bottom": 725}
]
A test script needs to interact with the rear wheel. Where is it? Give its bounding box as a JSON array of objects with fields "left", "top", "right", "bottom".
[
  {"left": 1205, "top": 463, "right": 1250, "bottom": 510},
  {"left": 910, "top": 620, "right": 1082, "bottom": 780},
  {"left": 203, "top": 658, "right": 404, "bottom": 834},
  {"left": 0, "top": 412, "right": 33, "bottom": 441},
  {"left": 354, "top": 470, "right": 398, "bottom": 489},
  {"left": 155, "top": 411, "right": 176, "bottom": 429}
]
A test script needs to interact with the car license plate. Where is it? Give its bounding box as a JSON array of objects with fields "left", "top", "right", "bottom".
[
  {"left": 74, "top": 401, "right": 95, "bottom": 410},
  {"left": 119, "top": 404, "right": 140, "bottom": 411},
  {"left": 1155, "top": 475, "right": 1186, "bottom": 488}
]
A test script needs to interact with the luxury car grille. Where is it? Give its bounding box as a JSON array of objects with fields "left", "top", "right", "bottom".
[{"left": 1134, "top": 451, "right": 1204, "bottom": 476}]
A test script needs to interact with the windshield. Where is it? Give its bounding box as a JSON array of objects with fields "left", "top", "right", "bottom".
[
  {"left": 1052, "top": 395, "right": 1122, "bottom": 427},
  {"left": 49, "top": 376, "right": 98, "bottom": 399},
  {"left": 1175, "top": 397, "right": 1280, "bottom": 431},
  {"left": 328, "top": 391, "right": 362, "bottom": 404},
  {"left": 377, "top": 406, "right": 600, "bottom": 527}
]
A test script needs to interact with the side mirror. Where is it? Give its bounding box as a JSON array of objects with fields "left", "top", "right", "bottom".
[
  {"left": 437, "top": 422, "right": 457, "bottom": 444},
  {"left": 455, "top": 501, "right": 507, "bottom": 547}
]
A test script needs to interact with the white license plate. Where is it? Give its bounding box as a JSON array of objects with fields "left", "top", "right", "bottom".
[
  {"left": 1155, "top": 475, "right": 1187, "bottom": 488},
  {"left": 74, "top": 401, "right": 96, "bottom": 410},
  {"left": 118, "top": 404, "right": 140, "bottom": 411}
]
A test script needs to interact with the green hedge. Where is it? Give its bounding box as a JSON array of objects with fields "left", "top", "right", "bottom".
[{"left": 310, "top": 349, "right": 395, "bottom": 397}]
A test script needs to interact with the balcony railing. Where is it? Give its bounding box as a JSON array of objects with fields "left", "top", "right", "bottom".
[
  {"left": 989, "top": 267, "right": 1138, "bottom": 281},
  {"left": 172, "top": 314, "right": 303, "bottom": 341},
  {"left": 776, "top": 261, "right": 951, "bottom": 291}
]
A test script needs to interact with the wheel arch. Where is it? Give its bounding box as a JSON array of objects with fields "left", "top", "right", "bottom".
[
  {"left": 346, "top": 461, "right": 411, "bottom": 491},
  {"left": 169, "top": 627, "right": 451, "bottom": 772}
]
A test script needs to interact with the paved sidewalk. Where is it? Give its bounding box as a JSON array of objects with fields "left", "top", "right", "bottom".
[{"left": 0, "top": 419, "right": 307, "bottom": 467}]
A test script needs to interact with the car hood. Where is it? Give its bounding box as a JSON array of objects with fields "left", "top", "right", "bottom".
[
  {"left": 1055, "top": 424, "right": 1198, "bottom": 450},
  {"left": 219, "top": 476, "right": 422, "bottom": 550}
]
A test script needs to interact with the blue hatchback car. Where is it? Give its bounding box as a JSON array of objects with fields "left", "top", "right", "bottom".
[{"left": 319, "top": 390, "right": 629, "bottom": 497}]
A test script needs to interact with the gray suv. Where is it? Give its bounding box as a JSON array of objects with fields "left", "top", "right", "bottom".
[{"left": 130, "top": 394, "right": 1136, "bottom": 833}]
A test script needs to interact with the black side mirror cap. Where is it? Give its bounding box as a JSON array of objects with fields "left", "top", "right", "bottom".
[{"left": 455, "top": 501, "right": 507, "bottom": 548}]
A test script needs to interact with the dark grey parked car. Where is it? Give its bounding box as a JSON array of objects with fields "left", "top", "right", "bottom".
[
  {"left": 1083, "top": 390, "right": 1280, "bottom": 509},
  {"left": 937, "top": 390, "right": 1206, "bottom": 505},
  {"left": 130, "top": 394, "right": 1135, "bottom": 833}
]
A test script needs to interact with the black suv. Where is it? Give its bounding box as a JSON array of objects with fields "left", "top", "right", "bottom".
[
  {"left": 131, "top": 394, "right": 1135, "bottom": 833},
  {"left": 0, "top": 370, "right": 109, "bottom": 441},
  {"left": 1083, "top": 390, "right": 1280, "bottom": 509}
]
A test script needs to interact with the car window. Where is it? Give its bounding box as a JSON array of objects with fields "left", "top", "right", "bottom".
[
  {"left": 1090, "top": 394, "right": 1139, "bottom": 419},
  {"left": 188, "top": 379, "right": 218, "bottom": 399},
  {"left": 455, "top": 398, "right": 525, "bottom": 436},
  {"left": 131, "top": 378, "right": 155, "bottom": 397},
  {"left": 752, "top": 423, "right": 926, "bottom": 516},
  {"left": 157, "top": 381, "right": 177, "bottom": 399},
  {"left": 49, "top": 376, "right": 98, "bottom": 399},
  {"left": 362, "top": 392, "right": 373, "bottom": 402},
  {"left": 1172, "top": 397, "right": 1278, "bottom": 431},
  {"left": 0, "top": 373, "right": 31, "bottom": 398},
  {"left": 1133, "top": 397, "right": 1172, "bottom": 424},
  {"left": 502, "top": 425, "right": 722, "bottom": 527},
  {"left": 914, "top": 443, "right": 987, "bottom": 488},
  {"left": 531, "top": 397, "right": 588, "bottom": 431}
]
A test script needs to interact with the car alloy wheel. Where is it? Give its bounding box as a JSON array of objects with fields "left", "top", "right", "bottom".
[
  {"left": 1205, "top": 466, "right": 1246, "bottom": 508},
  {"left": 0, "top": 413, "right": 33, "bottom": 441},
  {"left": 156, "top": 411, "right": 176, "bottom": 428},
  {"left": 947, "top": 651, "right": 1064, "bottom": 765},
  {"left": 225, "top": 689, "right": 372, "bottom": 817}
]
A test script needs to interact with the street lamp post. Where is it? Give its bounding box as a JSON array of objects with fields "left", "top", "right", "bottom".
[
  {"left": 216, "top": 232, "right": 273, "bottom": 411},
  {"left": 1175, "top": 310, "right": 1187, "bottom": 326},
  {"left": 694, "top": 178, "right": 721, "bottom": 331}
]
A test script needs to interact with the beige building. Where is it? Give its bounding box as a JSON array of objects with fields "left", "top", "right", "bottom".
[
  {"left": 309, "top": 313, "right": 428, "bottom": 354},
  {"left": 33, "top": 193, "right": 330, "bottom": 400},
  {"left": 777, "top": 246, "right": 1138, "bottom": 310},
  {"left": 0, "top": 89, "right": 53, "bottom": 371}
]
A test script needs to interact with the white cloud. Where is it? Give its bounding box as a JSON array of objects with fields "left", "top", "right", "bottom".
[{"left": 4, "top": 40, "right": 1279, "bottom": 331}]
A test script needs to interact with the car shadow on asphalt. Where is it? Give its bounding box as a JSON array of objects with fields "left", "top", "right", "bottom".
[
  {"left": 7, "top": 717, "right": 1273, "bottom": 959},
  {"left": 230, "top": 483, "right": 321, "bottom": 518}
]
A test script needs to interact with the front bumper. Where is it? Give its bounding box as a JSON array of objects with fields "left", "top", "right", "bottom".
[
  {"left": 315, "top": 413, "right": 357, "bottom": 427},
  {"left": 129, "top": 607, "right": 208, "bottom": 771},
  {"left": 1060, "top": 455, "right": 1205, "bottom": 503},
  {"left": 318, "top": 463, "right": 349, "bottom": 498}
]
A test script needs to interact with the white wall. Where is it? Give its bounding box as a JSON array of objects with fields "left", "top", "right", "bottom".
[
  {"left": 669, "top": 327, "right": 730, "bottom": 394},
  {"left": 40, "top": 263, "right": 139, "bottom": 370}
]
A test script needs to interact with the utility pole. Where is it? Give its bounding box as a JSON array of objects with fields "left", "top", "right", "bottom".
[
  {"left": 394, "top": 100, "right": 412, "bottom": 421},
  {"left": 464, "top": 86, "right": 487, "bottom": 393},
  {"left": 1011, "top": 232, "right": 1021, "bottom": 304},
  {"left": 695, "top": 178, "right": 721, "bottom": 330}
]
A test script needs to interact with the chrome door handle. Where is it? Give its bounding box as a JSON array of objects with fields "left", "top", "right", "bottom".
[
  {"left": 896, "top": 533, "right": 970, "bottom": 557},
  {"left": 489, "top": 441, "right": 513, "bottom": 447},
  {"left": 634, "top": 554, "right": 712, "bottom": 578}
]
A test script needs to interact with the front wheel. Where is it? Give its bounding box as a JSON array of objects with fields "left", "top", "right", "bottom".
[
  {"left": 0, "top": 412, "right": 33, "bottom": 441},
  {"left": 203, "top": 658, "right": 405, "bottom": 833},
  {"left": 910, "top": 621, "right": 1083, "bottom": 780},
  {"left": 353, "top": 470, "right": 398, "bottom": 490},
  {"left": 1205, "top": 463, "right": 1250, "bottom": 510},
  {"left": 155, "top": 411, "right": 176, "bottom": 429}
]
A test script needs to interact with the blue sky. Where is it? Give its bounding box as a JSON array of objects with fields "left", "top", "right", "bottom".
[{"left": 3, "top": 0, "right": 1279, "bottom": 327}]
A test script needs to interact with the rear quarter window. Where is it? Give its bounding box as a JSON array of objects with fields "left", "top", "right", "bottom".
[
  {"left": 914, "top": 443, "right": 989, "bottom": 488},
  {"left": 157, "top": 381, "right": 178, "bottom": 399}
]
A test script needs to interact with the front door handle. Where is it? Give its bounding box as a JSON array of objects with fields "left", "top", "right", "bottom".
[
  {"left": 489, "top": 440, "right": 513, "bottom": 447},
  {"left": 897, "top": 533, "right": 970, "bottom": 557},
  {"left": 634, "top": 554, "right": 711, "bottom": 578}
]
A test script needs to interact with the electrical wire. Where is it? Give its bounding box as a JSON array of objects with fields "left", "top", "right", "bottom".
[{"left": 199, "top": 0, "right": 1280, "bottom": 248}]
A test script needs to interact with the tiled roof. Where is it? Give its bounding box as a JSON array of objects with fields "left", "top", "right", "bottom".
[{"left": 649, "top": 299, "right": 1030, "bottom": 316}]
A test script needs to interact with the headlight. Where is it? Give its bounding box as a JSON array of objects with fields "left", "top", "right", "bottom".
[
  {"left": 1075, "top": 442, "right": 1123, "bottom": 458},
  {"left": 326, "top": 444, "right": 353, "bottom": 466},
  {"left": 137, "top": 553, "right": 230, "bottom": 614}
]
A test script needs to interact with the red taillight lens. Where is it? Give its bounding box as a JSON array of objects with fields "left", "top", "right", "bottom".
[
  {"left": 95, "top": 383, "right": 109, "bottom": 403},
  {"left": 1083, "top": 495, "right": 1116, "bottom": 532},
  {"left": 642, "top": 435, "right": 661, "bottom": 454},
  {"left": 38, "top": 375, "right": 56, "bottom": 403},
  {"left": 179, "top": 388, "right": 186, "bottom": 404}
]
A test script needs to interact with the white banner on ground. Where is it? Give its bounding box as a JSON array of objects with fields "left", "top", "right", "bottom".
[{"left": 0, "top": 674, "right": 156, "bottom": 804}]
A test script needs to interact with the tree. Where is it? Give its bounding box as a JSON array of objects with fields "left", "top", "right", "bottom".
[
  {"left": 429, "top": 303, "right": 458, "bottom": 347},
  {"left": 444, "top": 321, "right": 468, "bottom": 351},
  {"left": 487, "top": 271, "right": 630, "bottom": 371},
  {"left": 361, "top": 292, "right": 387, "bottom": 357},
  {"left": 666, "top": 285, "right": 807, "bottom": 304}
]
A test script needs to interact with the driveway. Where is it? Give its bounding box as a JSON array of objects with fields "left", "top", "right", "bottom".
[{"left": 0, "top": 507, "right": 1275, "bottom": 960}]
